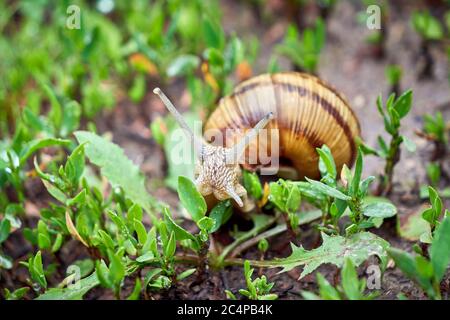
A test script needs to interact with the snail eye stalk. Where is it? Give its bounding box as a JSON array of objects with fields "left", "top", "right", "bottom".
[
  {"left": 153, "top": 87, "right": 205, "bottom": 157},
  {"left": 226, "top": 112, "right": 274, "bottom": 164}
]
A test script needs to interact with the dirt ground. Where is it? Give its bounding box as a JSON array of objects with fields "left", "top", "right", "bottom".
[{"left": 2, "top": 0, "right": 449, "bottom": 300}]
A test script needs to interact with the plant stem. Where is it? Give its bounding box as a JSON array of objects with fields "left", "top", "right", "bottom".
[
  {"left": 378, "top": 134, "right": 402, "bottom": 196},
  {"left": 196, "top": 239, "right": 210, "bottom": 279}
]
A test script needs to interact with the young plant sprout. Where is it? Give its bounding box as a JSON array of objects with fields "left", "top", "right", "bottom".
[{"left": 153, "top": 87, "right": 274, "bottom": 207}]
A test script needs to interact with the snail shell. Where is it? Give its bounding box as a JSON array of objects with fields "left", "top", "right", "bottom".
[{"left": 204, "top": 72, "right": 361, "bottom": 179}]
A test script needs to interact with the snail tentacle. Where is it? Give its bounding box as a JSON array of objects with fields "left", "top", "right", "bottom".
[
  {"left": 226, "top": 111, "right": 274, "bottom": 164},
  {"left": 153, "top": 87, "right": 205, "bottom": 157},
  {"left": 225, "top": 184, "right": 244, "bottom": 207}
]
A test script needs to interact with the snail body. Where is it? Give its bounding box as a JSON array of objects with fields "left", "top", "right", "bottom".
[
  {"left": 154, "top": 72, "right": 360, "bottom": 207},
  {"left": 204, "top": 72, "right": 361, "bottom": 180}
]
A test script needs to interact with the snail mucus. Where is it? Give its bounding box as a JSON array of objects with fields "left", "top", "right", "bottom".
[{"left": 153, "top": 72, "right": 361, "bottom": 210}]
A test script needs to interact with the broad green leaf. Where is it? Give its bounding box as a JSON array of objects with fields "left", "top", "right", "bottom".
[
  {"left": 316, "top": 273, "right": 341, "bottom": 300},
  {"left": 32, "top": 251, "right": 47, "bottom": 289},
  {"left": 203, "top": 47, "right": 224, "bottom": 66},
  {"left": 393, "top": 90, "right": 413, "bottom": 119},
  {"left": 126, "top": 279, "right": 142, "bottom": 300},
  {"left": 163, "top": 112, "right": 198, "bottom": 190},
  {"left": 197, "top": 216, "right": 215, "bottom": 233},
  {"left": 317, "top": 145, "right": 336, "bottom": 179},
  {"left": 167, "top": 54, "right": 200, "bottom": 77},
  {"left": 0, "top": 219, "right": 11, "bottom": 244},
  {"left": 43, "top": 84, "right": 62, "bottom": 131},
  {"left": 65, "top": 143, "right": 85, "bottom": 187},
  {"left": 42, "top": 180, "right": 67, "bottom": 204},
  {"left": 162, "top": 207, "right": 198, "bottom": 244},
  {"left": 402, "top": 135, "right": 416, "bottom": 152},
  {"left": 265, "top": 232, "right": 389, "bottom": 278},
  {"left": 349, "top": 149, "right": 362, "bottom": 197},
  {"left": 209, "top": 200, "right": 232, "bottom": 233},
  {"left": 109, "top": 252, "right": 125, "bottom": 285},
  {"left": 362, "top": 202, "right": 397, "bottom": 218},
  {"left": 36, "top": 273, "right": 99, "bottom": 300},
  {"left": 74, "top": 131, "right": 156, "bottom": 219},
  {"left": 0, "top": 253, "right": 12, "bottom": 269},
  {"left": 286, "top": 185, "right": 301, "bottom": 213},
  {"left": 19, "top": 138, "right": 71, "bottom": 166},
  {"left": 243, "top": 170, "right": 263, "bottom": 199},
  {"left": 341, "top": 259, "right": 360, "bottom": 300},
  {"left": 177, "top": 268, "right": 196, "bottom": 281},
  {"left": 177, "top": 176, "right": 206, "bottom": 222},
  {"left": 397, "top": 206, "right": 431, "bottom": 241},
  {"left": 36, "top": 272, "right": 100, "bottom": 300},
  {"left": 164, "top": 231, "right": 176, "bottom": 259},
  {"left": 305, "top": 178, "right": 351, "bottom": 201},
  {"left": 387, "top": 247, "right": 435, "bottom": 298},
  {"left": 430, "top": 216, "right": 450, "bottom": 282},
  {"left": 202, "top": 16, "right": 225, "bottom": 49},
  {"left": 134, "top": 219, "right": 148, "bottom": 246}
]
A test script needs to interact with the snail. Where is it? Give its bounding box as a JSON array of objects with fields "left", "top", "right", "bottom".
[{"left": 153, "top": 72, "right": 360, "bottom": 208}]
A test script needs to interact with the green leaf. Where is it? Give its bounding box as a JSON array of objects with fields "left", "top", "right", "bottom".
[
  {"left": 162, "top": 207, "right": 198, "bottom": 245},
  {"left": 393, "top": 90, "right": 413, "bottom": 119},
  {"left": 316, "top": 273, "right": 341, "bottom": 300},
  {"left": 134, "top": 219, "right": 148, "bottom": 246},
  {"left": 163, "top": 112, "right": 198, "bottom": 189},
  {"left": 0, "top": 253, "right": 13, "bottom": 269},
  {"left": 65, "top": 143, "right": 85, "bottom": 187},
  {"left": 305, "top": 178, "right": 351, "bottom": 201},
  {"left": 0, "top": 218, "right": 11, "bottom": 244},
  {"left": 349, "top": 149, "right": 362, "bottom": 197},
  {"left": 60, "top": 101, "right": 81, "bottom": 137},
  {"left": 402, "top": 135, "right": 416, "bottom": 152},
  {"left": 341, "top": 259, "right": 360, "bottom": 300},
  {"left": 202, "top": 16, "right": 225, "bottom": 49},
  {"left": 317, "top": 145, "right": 336, "bottom": 179},
  {"left": 177, "top": 176, "right": 206, "bottom": 222},
  {"left": 362, "top": 202, "right": 397, "bottom": 218},
  {"left": 67, "top": 189, "right": 87, "bottom": 206},
  {"left": 268, "top": 181, "right": 286, "bottom": 211},
  {"left": 4, "top": 287, "right": 29, "bottom": 300},
  {"left": 286, "top": 184, "right": 301, "bottom": 213},
  {"left": 266, "top": 232, "right": 389, "bottom": 278},
  {"left": 19, "top": 138, "right": 71, "bottom": 166},
  {"left": 36, "top": 273, "right": 99, "bottom": 300},
  {"left": 126, "top": 279, "right": 142, "bottom": 300},
  {"left": 209, "top": 200, "right": 233, "bottom": 233},
  {"left": 164, "top": 231, "right": 176, "bottom": 259},
  {"left": 177, "top": 268, "right": 196, "bottom": 281},
  {"left": 42, "top": 180, "right": 67, "bottom": 204},
  {"left": 32, "top": 251, "right": 47, "bottom": 289},
  {"left": 74, "top": 131, "right": 156, "bottom": 219},
  {"left": 150, "top": 117, "right": 166, "bottom": 146},
  {"left": 243, "top": 170, "right": 263, "bottom": 199},
  {"left": 43, "top": 84, "right": 62, "bottom": 131},
  {"left": 387, "top": 247, "right": 435, "bottom": 298},
  {"left": 430, "top": 216, "right": 450, "bottom": 282},
  {"left": 109, "top": 252, "right": 125, "bottom": 285},
  {"left": 37, "top": 220, "right": 51, "bottom": 250},
  {"left": 197, "top": 216, "right": 215, "bottom": 233},
  {"left": 203, "top": 48, "right": 224, "bottom": 66},
  {"left": 397, "top": 207, "right": 431, "bottom": 241},
  {"left": 167, "top": 54, "right": 200, "bottom": 77}
]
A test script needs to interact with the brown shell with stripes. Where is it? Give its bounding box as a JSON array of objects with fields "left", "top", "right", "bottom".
[{"left": 204, "top": 72, "right": 361, "bottom": 180}]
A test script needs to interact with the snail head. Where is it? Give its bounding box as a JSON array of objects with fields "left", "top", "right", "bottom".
[{"left": 153, "top": 88, "right": 273, "bottom": 207}]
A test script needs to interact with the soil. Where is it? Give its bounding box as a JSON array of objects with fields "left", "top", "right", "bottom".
[{"left": 1, "top": 0, "right": 449, "bottom": 300}]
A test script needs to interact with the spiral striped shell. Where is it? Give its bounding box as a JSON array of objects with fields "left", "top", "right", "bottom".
[{"left": 204, "top": 72, "right": 361, "bottom": 179}]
